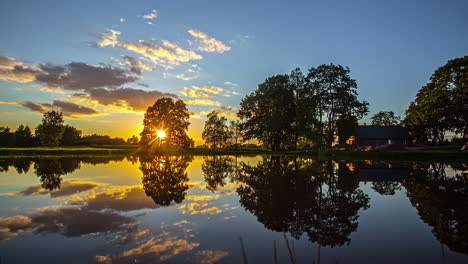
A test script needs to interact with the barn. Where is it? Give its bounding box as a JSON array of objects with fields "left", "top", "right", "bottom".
[{"left": 350, "top": 125, "right": 412, "bottom": 146}]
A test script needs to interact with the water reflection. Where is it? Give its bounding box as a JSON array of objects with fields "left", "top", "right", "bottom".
[
  {"left": 0, "top": 155, "right": 467, "bottom": 263},
  {"left": 140, "top": 155, "right": 193, "bottom": 206},
  {"left": 237, "top": 157, "right": 370, "bottom": 248},
  {"left": 403, "top": 162, "right": 468, "bottom": 255}
]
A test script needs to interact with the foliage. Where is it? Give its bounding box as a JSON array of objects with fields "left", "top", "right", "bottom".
[
  {"left": 35, "top": 111, "right": 65, "bottom": 146},
  {"left": 403, "top": 56, "right": 467, "bottom": 144},
  {"left": 202, "top": 111, "right": 231, "bottom": 149},
  {"left": 127, "top": 135, "right": 139, "bottom": 145},
  {"left": 306, "top": 64, "right": 369, "bottom": 148},
  {"left": 0, "top": 127, "right": 15, "bottom": 147},
  {"left": 79, "top": 134, "right": 126, "bottom": 145},
  {"left": 140, "top": 97, "right": 193, "bottom": 149},
  {"left": 371, "top": 111, "right": 400, "bottom": 126},
  {"left": 238, "top": 75, "right": 295, "bottom": 151},
  {"left": 60, "top": 125, "right": 82, "bottom": 146},
  {"left": 202, "top": 156, "right": 235, "bottom": 192}
]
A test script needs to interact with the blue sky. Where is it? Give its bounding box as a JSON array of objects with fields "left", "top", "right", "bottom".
[{"left": 0, "top": 0, "right": 467, "bottom": 142}]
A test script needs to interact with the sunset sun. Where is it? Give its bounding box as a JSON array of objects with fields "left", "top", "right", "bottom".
[{"left": 157, "top": 130, "right": 166, "bottom": 139}]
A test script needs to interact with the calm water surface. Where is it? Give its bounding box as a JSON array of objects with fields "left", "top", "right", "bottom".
[{"left": 0, "top": 155, "right": 467, "bottom": 263}]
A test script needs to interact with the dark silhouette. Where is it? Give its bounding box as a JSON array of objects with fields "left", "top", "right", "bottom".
[
  {"left": 140, "top": 97, "right": 193, "bottom": 149},
  {"left": 202, "top": 111, "right": 231, "bottom": 150},
  {"left": 202, "top": 156, "right": 235, "bottom": 192},
  {"left": 404, "top": 162, "right": 468, "bottom": 255},
  {"left": 35, "top": 110, "right": 66, "bottom": 146},
  {"left": 371, "top": 111, "right": 401, "bottom": 126},
  {"left": 236, "top": 156, "right": 370, "bottom": 248},
  {"left": 403, "top": 56, "right": 467, "bottom": 144},
  {"left": 139, "top": 155, "right": 193, "bottom": 206}
]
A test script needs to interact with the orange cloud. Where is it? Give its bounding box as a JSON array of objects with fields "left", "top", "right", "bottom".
[{"left": 188, "top": 30, "right": 231, "bottom": 53}]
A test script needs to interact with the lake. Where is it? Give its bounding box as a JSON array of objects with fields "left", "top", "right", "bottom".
[{"left": 0, "top": 155, "right": 467, "bottom": 263}]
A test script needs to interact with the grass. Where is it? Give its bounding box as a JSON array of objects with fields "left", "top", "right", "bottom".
[
  {"left": 0, "top": 146, "right": 466, "bottom": 162},
  {"left": 0, "top": 146, "right": 136, "bottom": 156}
]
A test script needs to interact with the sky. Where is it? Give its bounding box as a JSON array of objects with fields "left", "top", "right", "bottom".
[{"left": 0, "top": 0, "right": 467, "bottom": 144}]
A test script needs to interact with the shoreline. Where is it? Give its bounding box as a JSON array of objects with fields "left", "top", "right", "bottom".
[{"left": 0, "top": 146, "right": 466, "bottom": 162}]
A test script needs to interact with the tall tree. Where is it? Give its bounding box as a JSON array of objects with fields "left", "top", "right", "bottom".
[
  {"left": 228, "top": 120, "right": 243, "bottom": 148},
  {"left": 202, "top": 111, "right": 230, "bottom": 150},
  {"left": 14, "top": 125, "right": 33, "bottom": 147},
  {"left": 35, "top": 111, "right": 65, "bottom": 146},
  {"left": 289, "top": 68, "right": 320, "bottom": 148},
  {"left": 238, "top": 75, "right": 295, "bottom": 151},
  {"left": 140, "top": 97, "right": 193, "bottom": 149},
  {"left": 0, "top": 127, "right": 15, "bottom": 147},
  {"left": 60, "top": 125, "right": 82, "bottom": 146},
  {"left": 403, "top": 56, "right": 467, "bottom": 144},
  {"left": 306, "top": 64, "right": 369, "bottom": 148},
  {"left": 371, "top": 111, "right": 400, "bottom": 126}
]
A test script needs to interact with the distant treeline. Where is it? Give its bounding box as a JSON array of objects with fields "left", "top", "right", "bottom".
[{"left": 0, "top": 111, "right": 139, "bottom": 147}]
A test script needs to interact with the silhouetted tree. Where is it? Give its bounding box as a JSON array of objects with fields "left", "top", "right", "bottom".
[
  {"left": 0, "top": 126, "right": 15, "bottom": 147},
  {"left": 403, "top": 56, "right": 467, "bottom": 144},
  {"left": 238, "top": 75, "right": 295, "bottom": 151},
  {"left": 126, "top": 135, "right": 139, "bottom": 145},
  {"left": 202, "top": 111, "right": 231, "bottom": 150},
  {"left": 35, "top": 111, "right": 65, "bottom": 146},
  {"left": 14, "top": 125, "right": 33, "bottom": 147},
  {"left": 60, "top": 125, "right": 82, "bottom": 145},
  {"left": 140, "top": 156, "right": 193, "bottom": 206},
  {"left": 306, "top": 64, "right": 369, "bottom": 148},
  {"left": 228, "top": 120, "right": 243, "bottom": 148},
  {"left": 371, "top": 111, "right": 400, "bottom": 126},
  {"left": 34, "top": 158, "right": 81, "bottom": 191},
  {"left": 140, "top": 98, "right": 193, "bottom": 149}
]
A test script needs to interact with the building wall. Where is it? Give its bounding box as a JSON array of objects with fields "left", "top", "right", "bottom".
[{"left": 358, "top": 138, "right": 409, "bottom": 146}]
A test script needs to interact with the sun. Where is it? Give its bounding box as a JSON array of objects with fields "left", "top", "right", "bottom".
[{"left": 157, "top": 130, "right": 166, "bottom": 139}]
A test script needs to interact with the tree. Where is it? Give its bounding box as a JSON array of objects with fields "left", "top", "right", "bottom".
[
  {"left": 140, "top": 97, "right": 193, "bottom": 149},
  {"left": 403, "top": 56, "right": 467, "bottom": 144},
  {"left": 127, "top": 135, "right": 139, "bottom": 145},
  {"left": 0, "top": 127, "right": 15, "bottom": 147},
  {"left": 14, "top": 125, "right": 33, "bottom": 147},
  {"left": 202, "top": 111, "right": 231, "bottom": 150},
  {"left": 60, "top": 125, "right": 82, "bottom": 146},
  {"left": 238, "top": 75, "right": 295, "bottom": 151},
  {"left": 371, "top": 111, "right": 400, "bottom": 126},
  {"left": 35, "top": 111, "right": 65, "bottom": 146},
  {"left": 306, "top": 64, "right": 369, "bottom": 148},
  {"left": 289, "top": 68, "right": 321, "bottom": 148}
]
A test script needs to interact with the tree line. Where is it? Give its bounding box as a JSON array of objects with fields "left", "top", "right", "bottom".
[{"left": 0, "top": 111, "right": 140, "bottom": 147}]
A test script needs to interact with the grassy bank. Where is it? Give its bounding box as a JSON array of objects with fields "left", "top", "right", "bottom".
[
  {"left": 0, "top": 146, "right": 136, "bottom": 156},
  {"left": 317, "top": 149, "right": 468, "bottom": 162}
]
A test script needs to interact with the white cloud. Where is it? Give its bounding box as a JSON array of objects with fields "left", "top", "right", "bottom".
[
  {"left": 143, "top": 9, "right": 159, "bottom": 20},
  {"left": 187, "top": 30, "right": 231, "bottom": 53}
]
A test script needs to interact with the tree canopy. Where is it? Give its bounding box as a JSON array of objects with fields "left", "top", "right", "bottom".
[
  {"left": 140, "top": 97, "right": 193, "bottom": 149},
  {"left": 371, "top": 111, "right": 400, "bottom": 126},
  {"left": 403, "top": 56, "right": 467, "bottom": 144},
  {"left": 202, "top": 111, "right": 231, "bottom": 150},
  {"left": 35, "top": 110, "right": 65, "bottom": 146}
]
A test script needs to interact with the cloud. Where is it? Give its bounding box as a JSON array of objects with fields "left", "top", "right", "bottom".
[
  {"left": 195, "top": 250, "right": 229, "bottom": 264},
  {"left": 36, "top": 62, "right": 139, "bottom": 91},
  {"left": 0, "top": 100, "right": 100, "bottom": 117},
  {"left": 0, "top": 55, "right": 40, "bottom": 82},
  {"left": 179, "top": 87, "right": 211, "bottom": 99},
  {"left": 195, "top": 106, "right": 240, "bottom": 119},
  {"left": 98, "top": 29, "right": 120, "bottom": 47},
  {"left": 10, "top": 180, "right": 100, "bottom": 198},
  {"left": 188, "top": 30, "right": 231, "bottom": 53},
  {"left": 98, "top": 30, "right": 202, "bottom": 69},
  {"left": 183, "top": 99, "right": 221, "bottom": 106},
  {"left": 119, "top": 18, "right": 125, "bottom": 22},
  {"left": 72, "top": 186, "right": 164, "bottom": 212},
  {"left": 0, "top": 207, "right": 135, "bottom": 241},
  {"left": 77, "top": 87, "right": 177, "bottom": 112},
  {"left": 112, "top": 55, "right": 153, "bottom": 74},
  {"left": 95, "top": 232, "right": 199, "bottom": 263},
  {"left": 224, "top": 81, "right": 238, "bottom": 86},
  {"left": 143, "top": 9, "right": 159, "bottom": 20}
]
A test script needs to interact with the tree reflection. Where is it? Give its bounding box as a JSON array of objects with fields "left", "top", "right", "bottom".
[
  {"left": 139, "top": 156, "right": 193, "bottom": 206},
  {"left": 34, "top": 158, "right": 81, "bottom": 190},
  {"left": 404, "top": 162, "right": 468, "bottom": 255},
  {"left": 236, "top": 156, "right": 369, "bottom": 248},
  {"left": 202, "top": 156, "right": 235, "bottom": 192}
]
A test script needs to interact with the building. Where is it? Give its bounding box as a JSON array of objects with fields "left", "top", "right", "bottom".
[{"left": 351, "top": 125, "right": 412, "bottom": 146}]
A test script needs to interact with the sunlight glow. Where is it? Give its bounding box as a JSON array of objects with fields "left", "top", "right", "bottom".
[{"left": 157, "top": 130, "right": 166, "bottom": 139}]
